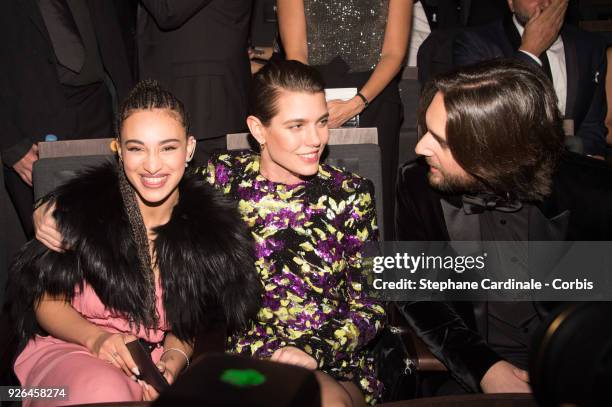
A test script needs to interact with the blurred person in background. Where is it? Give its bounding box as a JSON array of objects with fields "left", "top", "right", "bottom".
[
  {"left": 454, "top": 0, "right": 608, "bottom": 159},
  {"left": 0, "top": 0, "right": 135, "bottom": 238},
  {"left": 137, "top": 0, "right": 253, "bottom": 166}
]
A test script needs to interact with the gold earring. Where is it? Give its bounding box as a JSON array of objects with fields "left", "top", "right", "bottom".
[{"left": 260, "top": 143, "right": 266, "bottom": 151}]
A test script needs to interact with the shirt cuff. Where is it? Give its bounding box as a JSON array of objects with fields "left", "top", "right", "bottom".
[
  {"left": 1, "top": 138, "right": 33, "bottom": 167},
  {"left": 518, "top": 49, "right": 542, "bottom": 66}
]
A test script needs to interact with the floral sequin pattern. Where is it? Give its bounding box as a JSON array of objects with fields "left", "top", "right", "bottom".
[{"left": 201, "top": 152, "right": 385, "bottom": 403}]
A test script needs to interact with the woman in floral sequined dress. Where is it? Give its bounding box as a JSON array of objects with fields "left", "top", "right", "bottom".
[{"left": 203, "top": 60, "right": 385, "bottom": 406}]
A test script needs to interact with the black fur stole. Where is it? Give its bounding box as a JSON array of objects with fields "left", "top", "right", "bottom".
[{"left": 9, "top": 162, "right": 262, "bottom": 343}]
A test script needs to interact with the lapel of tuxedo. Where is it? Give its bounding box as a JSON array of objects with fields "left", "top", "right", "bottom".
[
  {"left": 532, "top": 196, "right": 570, "bottom": 241},
  {"left": 19, "top": 0, "right": 52, "bottom": 45},
  {"left": 431, "top": 193, "right": 453, "bottom": 241},
  {"left": 416, "top": 186, "right": 452, "bottom": 241},
  {"left": 459, "top": 0, "right": 471, "bottom": 26},
  {"left": 561, "top": 27, "right": 578, "bottom": 119},
  {"left": 502, "top": 15, "right": 522, "bottom": 54}
]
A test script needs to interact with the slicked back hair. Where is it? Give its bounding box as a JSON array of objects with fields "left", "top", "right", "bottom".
[
  {"left": 115, "top": 79, "right": 191, "bottom": 138},
  {"left": 418, "top": 59, "right": 564, "bottom": 201},
  {"left": 249, "top": 59, "right": 325, "bottom": 126}
]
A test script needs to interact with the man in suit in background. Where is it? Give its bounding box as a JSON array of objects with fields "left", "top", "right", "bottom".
[
  {"left": 413, "top": 0, "right": 511, "bottom": 85},
  {"left": 0, "top": 0, "right": 135, "bottom": 237},
  {"left": 395, "top": 60, "right": 612, "bottom": 395},
  {"left": 454, "top": 0, "right": 608, "bottom": 158},
  {"left": 138, "top": 0, "right": 252, "bottom": 165}
]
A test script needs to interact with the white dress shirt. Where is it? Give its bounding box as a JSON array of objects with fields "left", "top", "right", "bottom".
[
  {"left": 514, "top": 16, "right": 567, "bottom": 116},
  {"left": 407, "top": 2, "right": 432, "bottom": 67}
]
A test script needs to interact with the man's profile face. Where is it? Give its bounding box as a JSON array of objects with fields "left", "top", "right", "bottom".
[
  {"left": 508, "top": 0, "right": 551, "bottom": 25},
  {"left": 415, "top": 92, "right": 475, "bottom": 193}
]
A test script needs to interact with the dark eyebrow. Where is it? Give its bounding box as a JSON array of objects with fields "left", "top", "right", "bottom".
[
  {"left": 282, "top": 118, "right": 306, "bottom": 125},
  {"left": 282, "top": 113, "right": 329, "bottom": 125},
  {"left": 159, "top": 139, "right": 181, "bottom": 144},
  {"left": 429, "top": 130, "right": 448, "bottom": 146},
  {"left": 124, "top": 139, "right": 181, "bottom": 145}
]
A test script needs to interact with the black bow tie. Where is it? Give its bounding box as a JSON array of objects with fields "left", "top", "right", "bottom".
[{"left": 461, "top": 194, "right": 523, "bottom": 215}]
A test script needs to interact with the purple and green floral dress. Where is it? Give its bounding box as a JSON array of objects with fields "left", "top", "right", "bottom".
[{"left": 200, "top": 151, "right": 385, "bottom": 403}]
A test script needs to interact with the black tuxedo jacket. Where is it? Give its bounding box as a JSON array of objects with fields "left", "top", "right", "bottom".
[
  {"left": 453, "top": 17, "right": 608, "bottom": 157},
  {"left": 0, "top": 0, "right": 135, "bottom": 167},
  {"left": 138, "top": 0, "right": 252, "bottom": 141},
  {"left": 394, "top": 152, "right": 612, "bottom": 391}
]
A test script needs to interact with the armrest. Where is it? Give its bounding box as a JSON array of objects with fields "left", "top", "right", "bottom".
[{"left": 387, "top": 304, "right": 447, "bottom": 372}]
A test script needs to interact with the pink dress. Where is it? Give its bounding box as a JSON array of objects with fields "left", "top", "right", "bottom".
[{"left": 14, "top": 281, "right": 168, "bottom": 407}]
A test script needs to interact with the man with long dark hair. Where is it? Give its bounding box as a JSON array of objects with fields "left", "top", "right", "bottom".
[{"left": 395, "top": 59, "right": 612, "bottom": 395}]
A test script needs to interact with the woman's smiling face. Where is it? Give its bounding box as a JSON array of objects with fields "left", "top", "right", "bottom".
[
  {"left": 253, "top": 89, "right": 329, "bottom": 185},
  {"left": 118, "top": 108, "right": 195, "bottom": 207}
]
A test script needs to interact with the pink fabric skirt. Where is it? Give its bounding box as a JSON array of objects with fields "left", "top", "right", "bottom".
[{"left": 14, "top": 283, "right": 167, "bottom": 406}]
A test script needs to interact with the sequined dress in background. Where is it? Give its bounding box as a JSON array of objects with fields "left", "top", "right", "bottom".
[
  {"left": 300, "top": 0, "right": 400, "bottom": 241},
  {"left": 203, "top": 151, "right": 386, "bottom": 403},
  {"left": 304, "top": 0, "right": 389, "bottom": 72}
]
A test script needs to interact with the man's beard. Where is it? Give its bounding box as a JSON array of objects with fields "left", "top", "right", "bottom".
[{"left": 427, "top": 169, "right": 482, "bottom": 195}]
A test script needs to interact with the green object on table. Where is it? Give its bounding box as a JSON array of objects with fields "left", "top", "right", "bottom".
[{"left": 220, "top": 369, "right": 267, "bottom": 387}]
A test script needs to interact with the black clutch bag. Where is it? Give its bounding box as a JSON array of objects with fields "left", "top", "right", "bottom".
[{"left": 126, "top": 339, "right": 169, "bottom": 393}]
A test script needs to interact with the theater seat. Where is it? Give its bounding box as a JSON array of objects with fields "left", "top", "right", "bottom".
[{"left": 32, "top": 138, "right": 115, "bottom": 200}]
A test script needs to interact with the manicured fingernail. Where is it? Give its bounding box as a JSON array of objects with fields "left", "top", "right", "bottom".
[
  {"left": 132, "top": 367, "right": 141, "bottom": 376},
  {"left": 131, "top": 375, "right": 137, "bottom": 381}
]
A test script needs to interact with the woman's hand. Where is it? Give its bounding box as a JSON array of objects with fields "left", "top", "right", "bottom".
[
  {"left": 140, "top": 359, "right": 179, "bottom": 401},
  {"left": 141, "top": 380, "right": 159, "bottom": 401},
  {"left": 270, "top": 346, "right": 317, "bottom": 370},
  {"left": 327, "top": 97, "right": 366, "bottom": 129},
  {"left": 33, "top": 201, "right": 65, "bottom": 252},
  {"left": 87, "top": 331, "right": 140, "bottom": 379}
]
